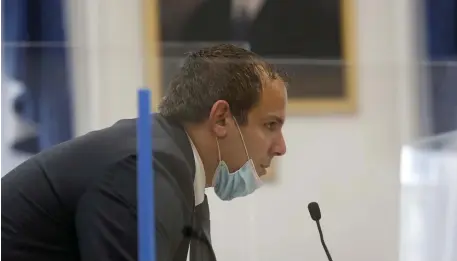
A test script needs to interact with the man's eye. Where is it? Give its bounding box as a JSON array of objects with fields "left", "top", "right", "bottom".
[{"left": 265, "top": 122, "right": 277, "bottom": 130}]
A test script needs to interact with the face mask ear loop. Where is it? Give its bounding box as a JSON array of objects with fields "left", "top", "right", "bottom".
[
  {"left": 233, "top": 118, "right": 263, "bottom": 185},
  {"left": 216, "top": 138, "right": 222, "bottom": 162},
  {"left": 233, "top": 117, "right": 250, "bottom": 160},
  {"left": 212, "top": 138, "right": 223, "bottom": 187}
]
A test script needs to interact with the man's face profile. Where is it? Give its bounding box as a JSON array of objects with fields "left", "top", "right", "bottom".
[
  {"left": 241, "top": 78, "right": 287, "bottom": 176},
  {"left": 208, "top": 76, "right": 287, "bottom": 177}
]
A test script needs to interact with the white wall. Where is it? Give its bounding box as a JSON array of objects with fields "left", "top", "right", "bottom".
[
  {"left": 67, "top": 0, "right": 423, "bottom": 261},
  {"left": 66, "top": 0, "right": 144, "bottom": 136}
]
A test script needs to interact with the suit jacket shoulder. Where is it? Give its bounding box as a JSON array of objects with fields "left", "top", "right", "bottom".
[
  {"left": 2, "top": 113, "right": 196, "bottom": 217},
  {"left": 1, "top": 114, "right": 197, "bottom": 261}
]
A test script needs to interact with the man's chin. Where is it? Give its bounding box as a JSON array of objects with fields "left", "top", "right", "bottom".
[{"left": 258, "top": 167, "right": 267, "bottom": 177}]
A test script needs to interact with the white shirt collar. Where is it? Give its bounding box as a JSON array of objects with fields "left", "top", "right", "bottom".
[{"left": 187, "top": 136, "right": 206, "bottom": 206}]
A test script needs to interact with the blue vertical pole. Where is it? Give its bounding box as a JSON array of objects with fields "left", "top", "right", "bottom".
[{"left": 137, "top": 88, "right": 155, "bottom": 261}]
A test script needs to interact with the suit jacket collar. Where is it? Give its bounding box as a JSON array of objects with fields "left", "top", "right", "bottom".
[{"left": 152, "top": 113, "right": 196, "bottom": 209}]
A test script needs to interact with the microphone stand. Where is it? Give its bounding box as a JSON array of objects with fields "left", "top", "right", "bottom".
[{"left": 316, "top": 220, "right": 333, "bottom": 261}]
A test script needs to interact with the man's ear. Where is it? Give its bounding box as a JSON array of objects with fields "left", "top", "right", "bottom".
[{"left": 209, "top": 100, "right": 231, "bottom": 138}]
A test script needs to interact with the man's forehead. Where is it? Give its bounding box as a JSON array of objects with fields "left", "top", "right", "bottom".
[{"left": 253, "top": 78, "right": 287, "bottom": 120}]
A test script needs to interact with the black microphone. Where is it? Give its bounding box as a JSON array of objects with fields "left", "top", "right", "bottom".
[{"left": 308, "top": 202, "right": 333, "bottom": 261}]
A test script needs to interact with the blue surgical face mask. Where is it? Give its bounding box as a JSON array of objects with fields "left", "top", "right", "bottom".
[{"left": 212, "top": 118, "right": 263, "bottom": 201}]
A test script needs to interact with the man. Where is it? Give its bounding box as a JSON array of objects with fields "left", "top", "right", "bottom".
[{"left": 2, "top": 44, "right": 287, "bottom": 261}]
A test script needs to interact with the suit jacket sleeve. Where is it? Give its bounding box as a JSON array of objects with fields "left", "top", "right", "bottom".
[{"left": 75, "top": 156, "right": 185, "bottom": 261}]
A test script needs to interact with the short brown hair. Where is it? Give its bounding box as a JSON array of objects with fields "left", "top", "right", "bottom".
[{"left": 159, "top": 44, "right": 282, "bottom": 125}]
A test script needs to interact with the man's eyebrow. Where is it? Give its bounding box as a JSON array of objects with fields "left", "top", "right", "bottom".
[{"left": 266, "top": 115, "right": 284, "bottom": 125}]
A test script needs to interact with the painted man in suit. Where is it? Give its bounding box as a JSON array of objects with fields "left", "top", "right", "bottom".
[{"left": 2, "top": 44, "right": 288, "bottom": 261}]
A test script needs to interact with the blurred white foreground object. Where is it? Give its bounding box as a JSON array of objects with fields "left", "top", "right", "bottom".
[{"left": 400, "top": 130, "right": 457, "bottom": 261}]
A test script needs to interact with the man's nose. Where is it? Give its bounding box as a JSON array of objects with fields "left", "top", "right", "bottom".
[{"left": 273, "top": 133, "right": 287, "bottom": 156}]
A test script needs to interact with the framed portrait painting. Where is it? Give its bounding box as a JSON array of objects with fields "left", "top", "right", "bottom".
[{"left": 143, "top": 0, "right": 358, "bottom": 115}]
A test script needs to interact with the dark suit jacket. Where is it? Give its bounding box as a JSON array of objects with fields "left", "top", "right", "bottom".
[{"left": 2, "top": 114, "right": 215, "bottom": 261}]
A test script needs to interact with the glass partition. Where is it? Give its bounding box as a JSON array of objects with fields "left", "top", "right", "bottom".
[{"left": 400, "top": 131, "right": 457, "bottom": 261}]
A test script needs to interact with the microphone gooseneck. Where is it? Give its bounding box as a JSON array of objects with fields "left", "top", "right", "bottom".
[{"left": 308, "top": 202, "right": 334, "bottom": 261}]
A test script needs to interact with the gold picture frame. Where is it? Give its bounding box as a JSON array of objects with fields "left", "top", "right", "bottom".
[{"left": 143, "top": 0, "right": 357, "bottom": 115}]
